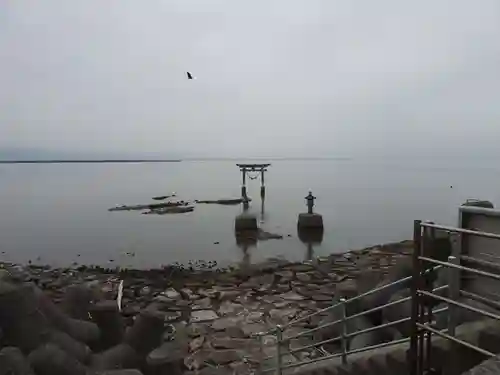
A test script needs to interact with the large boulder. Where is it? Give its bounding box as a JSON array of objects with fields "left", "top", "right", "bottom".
[
  {"left": 0, "top": 282, "right": 51, "bottom": 353},
  {"left": 0, "top": 347, "right": 35, "bottom": 375}
]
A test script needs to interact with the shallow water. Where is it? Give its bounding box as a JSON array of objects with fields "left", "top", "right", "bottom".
[{"left": 0, "top": 159, "right": 499, "bottom": 268}]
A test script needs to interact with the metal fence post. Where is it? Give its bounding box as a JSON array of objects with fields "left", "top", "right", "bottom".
[
  {"left": 340, "top": 298, "right": 348, "bottom": 365},
  {"left": 447, "top": 256, "right": 459, "bottom": 336},
  {"left": 410, "top": 220, "right": 422, "bottom": 375},
  {"left": 258, "top": 334, "right": 264, "bottom": 374},
  {"left": 276, "top": 325, "right": 283, "bottom": 375},
  {"left": 446, "top": 255, "right": 460, "bottom": 375}
]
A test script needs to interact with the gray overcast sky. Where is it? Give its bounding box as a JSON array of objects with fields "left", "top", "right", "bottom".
[{"left": 1, "top": 1, "right": 500, "bottom": 158}]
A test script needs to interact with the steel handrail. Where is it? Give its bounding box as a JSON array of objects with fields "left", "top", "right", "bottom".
[
  {"left": 420, "top": 222, "right": 500, "bottom": 240},
  {"left": 417, "top": 290, "right": 500, "bottom": 322},
  {"left": 409, "top": 220, "right": 500, "bottom": 375},
  {"left": 419, "top": 256, "right": 500, "bottom": 281},
  {"left": 416, "top": 323, "right": 495, "bottom": 357},
  {"left": 278, "top": 265, "right": 441, "bottom": 334},
  {"left": 279, "top": 275, "right": 412, "bottom": 330}
]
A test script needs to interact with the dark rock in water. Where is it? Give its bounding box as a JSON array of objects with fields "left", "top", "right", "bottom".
[
  {"left": 196, "top": 198, "right": 251, "bottom": 205},
  {"left": 28, "top": 343, "right": 87, "bottom": 375},
  {"left": 0, "top": 347, "right": 35, "bottom": 375},
  {"left": 109, "top": 201, "right": 188, "bottom": 212},
  {"left": 143, "top": 206, "right": 195, "bottom": 215},
  {"left": 152, "top": 194, "right": 175, "bottom": 201}
]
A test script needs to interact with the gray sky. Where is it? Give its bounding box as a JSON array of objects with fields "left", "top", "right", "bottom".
[{"left": 1, "top": 0, "right": 500, "bottom": 158}]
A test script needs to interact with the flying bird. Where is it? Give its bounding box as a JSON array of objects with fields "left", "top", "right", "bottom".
[{"left": 186, "top": 72, "right": 194, "bottom": 80}]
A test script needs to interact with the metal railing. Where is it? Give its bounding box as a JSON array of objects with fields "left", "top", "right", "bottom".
[
  {"left": 254, "top": 263, "right": 446, "bottom": 375},
  {"left": 257, "top": 220, "right": 500, "bottom": 375},
  {"left": 409, "top": 220, "right": 500, "bottom": 375}
]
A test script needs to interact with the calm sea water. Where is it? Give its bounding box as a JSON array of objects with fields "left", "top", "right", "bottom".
[{"left": 0, "top": 159, "right": 499, "bottom": 269}]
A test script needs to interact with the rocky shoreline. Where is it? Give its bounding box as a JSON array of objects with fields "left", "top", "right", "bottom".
[{"left": 0, "top": 240, "right": 413, "bottom": 375}]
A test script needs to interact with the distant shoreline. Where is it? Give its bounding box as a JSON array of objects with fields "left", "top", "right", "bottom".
[{"left": 0, "top": 159, "right": 182, "bottom": 164}]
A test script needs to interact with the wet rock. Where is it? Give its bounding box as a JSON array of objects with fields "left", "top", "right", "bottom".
[
  {"left": 269, "top": 308, "right": 298, "bottom": 324},
  {"left": 224, "top": 326, "right": 246, "bottom": 338},
  {"left": 191, "top": 310, "right": 219, "bottom": 322},
  {"left": 219, "top": 290, "right": 240, "bottom": 301},
  {"left": 230, "top": 361, "right": 252, "bottom": 375},
  {"left": 192, "top": 297, "right": 212, "bottom": 310},
  {"left": 241, "top": 323, "right": 268, "bottom": 337},
  {"left": 180, "top": 288, "right": 198, "bottom": 300},
  {"left": 296, "top": 273, "right": 312, "bottom": 283},
  {"left": 147, "top": 341, "right": 186, "bottom": 374},
  {"left": 184, "top": 350, "right": 207, "bottom": 371},
  {"left": 186, "top": 323, "right": 208, "bottom": 338},
  {"left": 162, "top": 288, "right": 181, "bottom": 300},
  {"left": 189, "top": 336, "right": 205, "bottom": 352},
  {"left": 218, "top": 301, "right": 242, "bottom": 316},
  {"left": 335, "top": 279, "right": 358, "bottom": 299},
  {"left": 312, "top": 294, "right": 332, "bottom": 302},
  {"left": 275, "top": 270, "right": 294, "bottom": 282},
  {"left": 278, "top": 291, "right": 305, "bottom": 301},
  {"left": 211, "top": 336, "right": 250, "bottom": 350},
  {"left": 206, "top": 349, "right": 241, "bottom": 365},
  {"left": 212, "top": 316, "right": 243, "bottom": 331},
  {"left": 163, "top": 310, "right": 182, "bottom": 322}
]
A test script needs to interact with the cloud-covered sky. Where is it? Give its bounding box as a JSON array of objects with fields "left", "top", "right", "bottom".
[{"left": 1, "top": 0, "right": 500, "bottom": 158}]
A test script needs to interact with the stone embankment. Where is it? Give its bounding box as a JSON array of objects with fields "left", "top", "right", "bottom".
[{"left": 0, "top": 240, "right": 413, "bottom": 375}]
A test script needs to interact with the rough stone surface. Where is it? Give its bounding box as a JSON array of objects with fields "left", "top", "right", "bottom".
[{"left": 0, "top": 239, "right": 416, "bottom": 375}]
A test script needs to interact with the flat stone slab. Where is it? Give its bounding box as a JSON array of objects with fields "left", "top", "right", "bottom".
[{"left": 191, "top": 310, "right": 219, "bottom": 322}]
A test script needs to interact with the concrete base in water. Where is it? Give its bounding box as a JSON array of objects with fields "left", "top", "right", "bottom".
[
  {"left": 235, "top": 213, "right": 258, "bottom": 231},
  {"left": 297, "top": 213, "right": 324, "bottom": 230}
]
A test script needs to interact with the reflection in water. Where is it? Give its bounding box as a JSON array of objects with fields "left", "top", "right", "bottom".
[
  {"left": 235, "top": 229, "right": 257, "bottom": 273},
  {"left": 260, "top": 196, "right": 266, "bottom": 224},
  {"left": 298, "top": 228, "right": 324, "bottom": 261}
]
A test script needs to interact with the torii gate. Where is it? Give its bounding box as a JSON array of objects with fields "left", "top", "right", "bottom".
[{"left": 236, "top": 163, "right": 270, "bottom": 199}]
